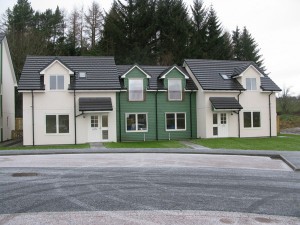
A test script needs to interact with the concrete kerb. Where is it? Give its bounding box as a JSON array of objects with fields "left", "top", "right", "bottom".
[{"left": 0, "top": 147, "right": 299, "bottom": 171}]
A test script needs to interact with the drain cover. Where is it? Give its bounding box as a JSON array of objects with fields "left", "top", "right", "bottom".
[{"left": 12, "top": 173, "right": 38, "bottom": 177}]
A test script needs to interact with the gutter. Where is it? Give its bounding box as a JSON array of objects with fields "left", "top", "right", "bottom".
[
  {"left": 73, "top": 89, "right": 77, "bottom": 144},
  {"left": 118, "top": 91, "right": 122, "bottom": 142},
  {"left": 269, "top": 91, "right": 274, "bottom": 138},
  {"left": 155, "top": 90, "right": 158, "bottom": 140},
  {"left": 237, "top": 90, "right": 242, "bottom": 138},
  {"left": 190, "top": 91, "right": 193, "bottom": 138},
  {"left": 31, "top": 90, "right": 35, "bottom": 146}
]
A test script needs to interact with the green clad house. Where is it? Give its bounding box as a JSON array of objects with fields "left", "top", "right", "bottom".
[{"left": 117, "top": 64, "right": 198, "bottom": 141}]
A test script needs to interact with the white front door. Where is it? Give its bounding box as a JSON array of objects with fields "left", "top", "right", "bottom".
[
  {"left": 88, "top": 114, "right": 109, "bottom": 142},
  {"left": 212, "top": 113, "right": 228, "bottom": 138}
]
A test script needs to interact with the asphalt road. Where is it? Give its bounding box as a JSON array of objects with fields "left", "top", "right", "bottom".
[{"left": 0, "top": 166, "right": 300, "bottom": 217}]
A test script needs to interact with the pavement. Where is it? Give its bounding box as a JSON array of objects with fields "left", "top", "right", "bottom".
[
  {"left": 0, "top": 211, "right": 299, "bottom": 225},
  {"left": 0, "top": 141, "right": 299, "bottom": 171}
]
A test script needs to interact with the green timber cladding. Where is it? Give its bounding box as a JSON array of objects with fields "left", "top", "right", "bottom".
[{"left": 117, "top": 66, "right": 197, "bottom": 141}]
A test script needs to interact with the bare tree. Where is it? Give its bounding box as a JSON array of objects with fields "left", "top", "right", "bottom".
[
  {"left": 85, "top": 1, "right": 103, "bottom": 49},
  {"left": 279, "top": 86, "right": 293, "bottom": 114}
]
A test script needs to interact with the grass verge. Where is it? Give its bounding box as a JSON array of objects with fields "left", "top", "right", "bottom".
[
  {"left": 192, "top": 134, "right": 300, "bottom": 151},
  {"left": 104, "top": 140, "right": 186, "bottom": 148},
  {"left": 0, "top": 143, "right": 90, "bottom": 151}
]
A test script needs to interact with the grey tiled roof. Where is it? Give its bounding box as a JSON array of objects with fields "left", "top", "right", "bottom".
[
  {"left": 210, "top": 97, "right": 243, "bottom": 110},
  {"left": 18, "top": 56, "right": 121, "bottom": 90},
  {"left": 79, "top": 97, "right": 113, "bottom": 111},
  {"left": 117, "top": 65, "right": 198, "bottom": 90},
  {"left": 184, "top": 59, "right": 280, "bottom": 91},
  {"left": 0, "top": 33, "right": 5, "bottom": 42}
]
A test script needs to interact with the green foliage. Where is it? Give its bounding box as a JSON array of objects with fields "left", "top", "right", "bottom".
[
  {"left": 104, "top": 140, "right": 186, "bottom": 148},
  {"left": 232, "top": 26, "right": 264, "bottom": 70},
  {"left": 192, "top": 134, "right": 300, "bottom": 151},
  {"left": 279, "top": 114, "right": 300, "bottom": 129}
]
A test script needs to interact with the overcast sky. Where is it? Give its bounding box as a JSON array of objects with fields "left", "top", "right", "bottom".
[{"left": 1, "top": 0, "right": 300, "bottom": 96}]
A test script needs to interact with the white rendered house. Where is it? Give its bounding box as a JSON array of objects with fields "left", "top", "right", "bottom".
[
  {"left": 0, "top": 33, "right": 17, "bottom": 141},
  {"left": 184, "top": 59, "right": 281, "bottom": 138},
  {"left": 18, "top": 56, "right": 119, "bottom": 146}
]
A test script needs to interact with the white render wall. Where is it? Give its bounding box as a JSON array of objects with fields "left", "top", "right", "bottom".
[
  {"left": 185, "top": 64, "right": 278, "bottom": 138},
  {"left": 1, "top": 38, "right": 16, "bottom": 141},
  {"left": 22, "top": 61, "right": 117, "bottom": 146}
]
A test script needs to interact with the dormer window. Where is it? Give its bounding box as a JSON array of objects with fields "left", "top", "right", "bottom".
[
  {"left": 246, "top": 78, "right": 257, "bottom": 90},
  {"left": 129, "top": 79, "right": 144, "bottom": 101},
  {"left": 79, "top": 72, "right": 86, "bottom": 79},
  {"left": 50, "top": 75, "right": 64, "bottom": 90},
  {"left": 168, "top": 79, "right": 182, "bottom": 101}
]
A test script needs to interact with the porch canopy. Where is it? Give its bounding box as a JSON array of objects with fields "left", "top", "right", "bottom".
[
  {"left": 209, "top": 97, "right": 243, "bottom": 111},
  {"left": 79, "top": 97, "right": 113, "bottom": 112}
]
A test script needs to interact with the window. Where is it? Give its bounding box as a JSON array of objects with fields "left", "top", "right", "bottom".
[
  {"left": 129, "top": 79, "right": 144, "bottom": 101},
  {"left": 220, "top": 113, "right": 227, "bottom": 124},
  {"left": 168, "top": 79, "right": 182, "bottom": 101},
  {"left": 213, "top": 113, "right": 218, "bottom": 125},
  {"left": 46, "top": 115, "right": 69, "bottom": 134},
  {"left": 244, "top": 112, "right": 261, "bottom": 128},
  {"left": 91, "top": 116, "right": 98, "bottom": 128},
  {"left": 126, "top": 113, "right": 147, "bottom": 132},
  {"left": 246, "top": 78, "right": 257, "bottom": 90},
  {"left": 166, "top": 113, "right": 186, "bottom": 131},
  {"left": 50, "top": 75, "right": 64, "bottom": 90}
]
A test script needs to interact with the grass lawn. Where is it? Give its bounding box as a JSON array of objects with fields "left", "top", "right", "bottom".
[
  {"left": 104, "top": 140, "right": 186, "bottom": 148},
  {"left": 0, "top": 143, "right": 90, "bottom": 151},
  {"left": 192, "top": 134, "right": 300, "bottom": 151}
]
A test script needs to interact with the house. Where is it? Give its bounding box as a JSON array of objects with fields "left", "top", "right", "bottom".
[
  {"left": 183, "top": 59, "right": 281, "bottom": 138},
  {"left": 18, "top": 56, "right": 120, "bottom": 145},
  {"left": 0, "top": 33, "right": 17, "bottom": 142},
  {"left": 117, "top": 64, "right": 198, "bottom": 141},
  {"left": 18, "top": 56, "right": 281, "bottom": 146}
]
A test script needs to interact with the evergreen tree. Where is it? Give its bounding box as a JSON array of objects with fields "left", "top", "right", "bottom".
[
  {"left": 100, "top": 0, "right": 156, "bottom": 64},
  {"left": 232, "top": 26, "right": 264, "bottom": 69},
  {"left": 189, "top": 0, "right": 207, "bottom": 58},
  {"left": 205, "top": 6, "right": 232, "bottom": 59},
  {"left": 156, "top": 0, "right": 190, "bottom": 65}
]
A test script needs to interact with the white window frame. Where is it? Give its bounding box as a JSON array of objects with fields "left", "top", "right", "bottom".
[
  {"left": 243, "top": 111, "right": 261, "bottom": 128},
  {"left": 128, "top": 78, "right": 144, "bottom": 101},
  {"left": 246, "top": 78, "right": 257, "bottom": 91},
  {"left": 125, "top": 113, "right": 148, "bottom": 132},
  {"left": 49, "top": 75, "right": 64, "bottom": 90},
  {"left": 165, "top": 112, "right": 186, "bottom": 131},
  {"left": 168, "top": 79, "right": 182, "bottom": 101},
  {"left": 45, "top": 114, "right": 70, "bottom": 134}
]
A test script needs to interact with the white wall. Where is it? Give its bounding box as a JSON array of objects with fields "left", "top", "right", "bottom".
[
  {"left": 1, "top": 38, "right": 16, "bottom": 141},
  {"left": 185, "top": 64, "right": 278, "bottom": 139},
  {"left": 22, "top": 61, "right": 117, "bottom": 146}
]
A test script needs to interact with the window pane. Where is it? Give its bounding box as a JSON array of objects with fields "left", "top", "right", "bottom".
[
  {"left": 177, "top": 113, "right": 185, "bottom": 129},
  {"left": 91, "top": 116, "right": 98, "bottom": 128},
  {"left": 46, "top": 115, "right": 56, "bottom": 133},
  {"left": 137, "top": 114, "right": 147, "bottom": 130},
  {"left": 251, "top": 78, "right": 257, "bottom": 90},
  {"left": 213, "top": 127, "right": 218, "bottom": 136},
  {"left": 244, "top": 112, "right": 252, "bottom": 128},
  {"left": 221, "top": 113, "right": 226, "bottom": 124},
  {"left": 59, "top": 115, "right": 69, "bottom": 133},
  {"left": 166, "top": 114, "right": 175, "bottom": 130},
  {"left": 253, "top": 112, "right": 261, "bottom": 127},
  {"left": 168, "top": 80, "right": 182, "bottom": 100},
  {"left": 57, "top": 76, "right": 64, "bottom": 89},
  {"left": 50, "top": 76, "right": 56, "bottom": 90},
  {"left": 126, "top": 114, "right": 136, "bottom": 131},
  {"left": 129, "top": 79, "right": 143, "bottom": 101},
  {"left": 102, "top": 130, "right": 108, "bottom": 140},
  {"left": 213, "top": 114, "right": 218, "bottom": 125},
  {"left": 102, "top": 115, "right": 108, "bottom": 128}
]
